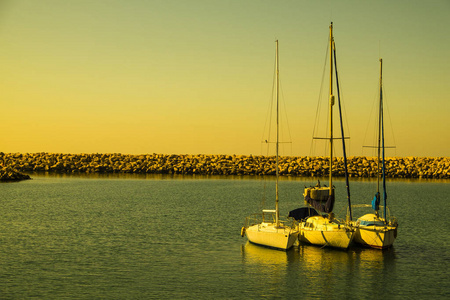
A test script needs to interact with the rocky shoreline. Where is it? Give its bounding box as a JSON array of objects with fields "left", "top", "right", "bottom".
[
  {"left": 1, "top": 153, "right": 449, "bottom": 179},
  {"left": 0, "top": 165, "right": 31, "bottom": 182}
]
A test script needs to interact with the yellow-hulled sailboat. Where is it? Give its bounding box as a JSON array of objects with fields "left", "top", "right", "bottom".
[
  {"left": 295, "top": 23, "right": 354, "bottom": 249},
  {"left": 241, "top": 40, "right": 298, "bottom": 251},
  {"left": 351, "top": 58, "right": 398, "bottom": 249}
]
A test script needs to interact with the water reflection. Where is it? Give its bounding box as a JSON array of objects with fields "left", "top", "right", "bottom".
[
  {"left": 242, "top": 242, "right": 396, "bottom": 268},
  {"left": 241, "top": 242, "right": 296, "bottom": 267},
  {"left": 24, "top": 172, "right": 449, "bottom": 184},
  {"left": 26, "top": 172, "right": 274, "bottom": 181},
  {"left": 299, "top": 244, "right": 397, "bottom": 274},
  {"left": 241, "top": 242, "right": 397, "bottom": 298}
]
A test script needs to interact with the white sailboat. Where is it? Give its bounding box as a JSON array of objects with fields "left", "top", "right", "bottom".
[
  {"left": 296, "top": 23, "right": 354, "bottom": 249},
  {"left": 241, "top": 40, "right": 299, "bottom": 251},
  {"left": 352, "top": 58, "right": 398, "bottom": 249}
]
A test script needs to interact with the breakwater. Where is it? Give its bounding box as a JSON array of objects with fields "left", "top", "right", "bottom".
[
  {"left": 0, "top": 165, "right": 31, "bottom": 182},
  {"left": 1, "top": 153, "right": 449, "bottom": 179}
]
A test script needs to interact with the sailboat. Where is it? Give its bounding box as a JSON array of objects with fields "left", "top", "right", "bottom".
[
  {"left": 351, "top": 58, "right": 398, "bottom": 249},
  {"left": 241, "top": 40, "right": 299, "bottom": 251},
  {"left": 293, "top": 23, "right": 354, "bottom": 249}
]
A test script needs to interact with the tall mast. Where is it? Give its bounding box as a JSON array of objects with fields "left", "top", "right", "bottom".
[
  {"left": 380, "top": 58, "right": 387, "bottom": 220},
  {"left": 329, "top": 23, "right": 335, "bottom": 192},
  {"left": 275, "top": 40, "right": 280, "bottom": 227},
  {"left": 376, "top": 58, "right": 383, "bottom": 213},
  {"left": 333, "top": 39, "right": 352, "bottom": 221}
]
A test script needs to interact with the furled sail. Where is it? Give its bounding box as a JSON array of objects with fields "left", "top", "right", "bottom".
[{"left": 305, "top": 193, "right": 335, "bottom": 213}]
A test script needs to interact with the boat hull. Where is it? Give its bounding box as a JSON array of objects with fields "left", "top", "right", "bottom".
[
  {"left": 245, "top": 223, "right": 299, "bottom": 250},
  {"left": 352, "top": 213, "right": 397, "bottom": 249},
  {"left": 298, "top": 216, "right": 354, "bottom": 249},
  {"left": 354, "top": 225, "right": 397, "bottom": 249}
]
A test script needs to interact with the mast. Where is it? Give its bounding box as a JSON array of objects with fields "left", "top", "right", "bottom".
[
  {"left": 275, "top": 40, "right": 280, "bottom": 227},
  {"left": 373, "top": 57, "right": 384, "bottom": 217},
  {"left": 380, "top": 58, "right": 387, "bottom": 220},
  {"left": 329, "top": 23, "right": 335, "bottom": 194},
  {"left": 333, "top": 39, "right": 352, "bottom": 221},
  {"left": 376, "top": 58, "right": 383, "bottom": 210}
]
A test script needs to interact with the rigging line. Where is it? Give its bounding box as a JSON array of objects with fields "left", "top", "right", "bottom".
[
  {"left": 279, "top": 79, "right": 294, "bottom": 156},
  {"left": 261, "top": 96, "right": 274, "bottom": 152},
  {"left": 379, "top": 40, "right": 381, "bottom": 61},
  {"left": 334, "top": 62, "right": 352, "bottom": 154},
  {"left": 324, "top": 92, "right": 330, "bottom": 157},
  {"left": 260, "top": 45, "right": 279, "bottom": 210},
  {"left": 310, "top": 38, "right": 330, "bottom": 156},
  {"left": 261, "top": 48, "right": 278, "bottom": 149},
  {"left": 323, "top": 36, "right": 331, "bottom": 157},
  {"left": 269, "top": 59, "right": 277, "bottom": 149},
  {"left": 362, "top": 78, "right": 380, "bottom": 157},
  {"left": 341, "top": 88, "right": 353, "bottom": 157},
  {"left": 382, "top": 83, "right": 398, "bottom": 154},
  {"left": 334, "top": 41, "right": 352, "bottom": 220}
]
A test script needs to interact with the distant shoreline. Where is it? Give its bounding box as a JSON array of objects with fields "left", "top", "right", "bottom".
[{"left": 1, "top": 153, "right": 449, "bottom": 179}]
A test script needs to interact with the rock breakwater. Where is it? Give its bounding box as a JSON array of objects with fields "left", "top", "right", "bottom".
[
  {"left": 0, "top": 165, "right": 31, "bottom": 182},
  {"left": 1, "top": 153, "right": 449, "bottom": 179}
]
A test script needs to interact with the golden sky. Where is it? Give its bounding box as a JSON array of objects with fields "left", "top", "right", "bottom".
[{"left": 0, "top": 0, "right": 449, "bottom": 157}]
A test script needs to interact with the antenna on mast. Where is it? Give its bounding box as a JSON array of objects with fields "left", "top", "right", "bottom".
[{"left": 378, "top": 40, "right": 381, "bottom": 58}]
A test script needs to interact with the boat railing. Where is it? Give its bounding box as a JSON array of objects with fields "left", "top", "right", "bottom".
[
  {"left": 244, "top": 211, "right": 298, "bottom": 232},
  {"left": 348, "top": 204, "right": 397, "bottom": 226}
]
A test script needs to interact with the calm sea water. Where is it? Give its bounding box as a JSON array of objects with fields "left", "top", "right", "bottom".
[{"left": 0, "top": 173, "right": 448, "bottom": 299}]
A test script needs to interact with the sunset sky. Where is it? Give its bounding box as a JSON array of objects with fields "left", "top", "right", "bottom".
[{"left": 0, "top": 0, "right": 448, "bottom": 157}]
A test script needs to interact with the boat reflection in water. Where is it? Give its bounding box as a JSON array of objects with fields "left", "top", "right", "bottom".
[
  {"left": 241, "top": 242, "right": 395, "bottom": 268},
  {"left": 300, "top": 245, "right": 394, "bottom": 266},
  {"left": 241, "top": 241, "right": 297, "bottom": 266},
  {"left": 301, "top": 245, "right": 395, "bottom": 271},
  {"left": 241, "top": 242, "right": 396, "bottom": 289}
]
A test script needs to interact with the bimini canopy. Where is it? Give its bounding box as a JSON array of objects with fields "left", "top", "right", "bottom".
[{"left": 288, "top": 207, "right": 319, "bottom": 221}]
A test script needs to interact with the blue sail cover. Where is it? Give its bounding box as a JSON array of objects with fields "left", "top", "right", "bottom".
[
  {"left": 372, "top": 192, "right": 380, "bottom": 211},
  {"left": 305, "top": 194, "right": 335, "bottom": 213}
]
